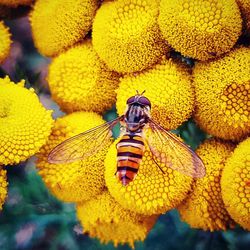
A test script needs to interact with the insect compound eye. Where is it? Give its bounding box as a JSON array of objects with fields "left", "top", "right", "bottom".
[
  {"left": 126, "top": 96, "right": 136, "bottom": 105},
  {"left": 138, "top": 96, "right": 151, "bottom": 107}
]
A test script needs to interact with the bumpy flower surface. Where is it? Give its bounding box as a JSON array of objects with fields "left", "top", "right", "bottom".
[
  {"left": 105, "top": 137, "right": 193, "bottom": 215},
  {"left": 48, "top": 41, "right": 120, "bottom": 114},
  {"left": 0, "top": 21, "right": 11, "bottom": 63},
  {"left": 76, "top": 191, "right": 158, "bottom": 248},
  {"left": 37, "top": 112, "right": 111, "bottom": 203},
  {"left": 0, "top": 167, "right": 7, "bottom": 210},
  {"left": 236, "top": 0, "right": 250, "bottom": 35},
  {"left": 0, "top": 0, "right": 32, "bottom": 6},
  {"left": 30, "top": 0, "right": 98, "bottom": 57},
  {"left": 158, "top": 0, "right": 242, "bottom": 61},
  {"left": 178, "top": 139, "right": 235, "bottom": 231},
  {"left": 116, "top": 58, "right": 194, "bottom": 130},
  {"left": 92, "top": 0, "right": 169, "bottom": 73},
  {"left": 221, "top": 137, "right": 250, "bottom": 230},
  {"left": 194, "top": 47, "right": 250, "bottom": 141},
  {"left": 0, "top": 76, "right": 53, "bottom": 165}
]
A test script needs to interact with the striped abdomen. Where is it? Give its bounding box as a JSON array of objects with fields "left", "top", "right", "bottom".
[{"left": 116, "top": 133, "right": 145, "bottom": 185}]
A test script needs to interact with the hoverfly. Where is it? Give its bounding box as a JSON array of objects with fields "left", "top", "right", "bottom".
[{"left": 48, "top": 91, "right": 205, "bottom": 185}]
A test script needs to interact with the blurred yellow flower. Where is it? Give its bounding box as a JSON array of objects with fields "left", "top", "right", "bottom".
[
  {"left": 0, "top": 166, "right": 7, "bottom": 210},
  {"left": 178, "top": 139, "right": 235, "bottom": 231},
  {"left": 0, "top": 0, "right": 32, "bottom": 7},
  {"left": 37, "top": 112, "right": 111, "bottom": 203},
  {"left": 0, "top": 76, "right": 53, "bottom": 165},
  {"left": 236, "top": 0, "right": 250, "bottom": 35},
  {"left": 158, "top": 0, "right": 242, "bottom": 61},
  {"left": 194, "top": 47, "right": 250, "bottom": 141},
  {"left": 48, "top": 41, "right": 120, "bottom": 114},
  {"left": 92, "top": 0, "right": 169, "bottom": 73},
  {"left": 116, "top": 57, "right": 194, "bottom": 130},
  {"left": 30, "top": 0, "right": 98, "bottom": 57},
  {"left": 76, "top": 191, "right": 158, "bottom": 248},
  {"left": 105, "top": 138, "right": 192, "bottom": 215},
  {"left": 0, "top": 21, "right": 11, "bottom": 63},
  {"left": 221, "top": 137, "right": 250, "bottom": 230}
]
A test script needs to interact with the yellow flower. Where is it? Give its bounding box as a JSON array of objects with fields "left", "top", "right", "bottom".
[
  {"left": 37, "top": 112, "right": 111, "bottom": 203},
  {"left": 0, "top": 166, "right": 7, "bottom": 210},
  {"left": 236, "top": 0, "right": 250, "bottom": 35},
  {"left": 47, "top": 41, "right": 120, "bottom": 114},
  {"left": 76, "top": 191, "right": 158, "bottom": 248},
  {"left": 194, "top": 47, "right": 250, "bottom": 141},
  {"left": 92, "top": 0, "right": 169, "bottom": 73},
  {"left": 221, "top": 137, "right": 250, "bottom": 230},
  {"left": 116, "top": 57, "right": 194, "bottom": 130},
  {"left": 30, "top": 0, "right": 98, "bottom": 57},
  {"left": 0, "top": 21, "right": 11, "bottom": 63},
  {"left": 105, "top": 138, "right": 193, "bottom": 215},
  {"left": 0, "top": 0, "right": 32, "bottom": 7},
  {"left": 158, "top": 0, "right": 242, "bottom": 61},
  {"left": 0, "top": 76, "right": 53, "bottom": 165},
  {"left": 178, "top": 139, "right": 235, "bottom": 231}
]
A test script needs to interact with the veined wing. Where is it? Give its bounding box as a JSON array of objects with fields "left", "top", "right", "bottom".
[
  {"left": 146, "top": 118, "right": 206, "bottom": 178},
  {"left": 48, "top": 116, "right": 123, "bottom": 164}
]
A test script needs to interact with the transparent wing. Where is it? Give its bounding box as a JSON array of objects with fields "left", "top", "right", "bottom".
[
  {"left": 146, "top": 118, "right": 206, "bottom": 178},
  {"left": 48, "top": 116, "right": 123, "bottom": 164}
]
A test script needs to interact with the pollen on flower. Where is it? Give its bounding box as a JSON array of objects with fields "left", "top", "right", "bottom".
[
  {"left": 0, "top": 76, "right": 53, "bottom": 165},
  {"left": 48, "top": 41, "right": 120, "bottom": 114},
  {"left": 194, "top": 47, "right": 250, "bottom": 141},
  {"left": 221, "top": 137, "right": 250, "bottom": 230},
  {"left": 30, "top": 0, "right": 98, "bottom": 57},
  {"left": 92, "top": 0, "right": 169, "bottom": 73},
  {"left": 236, "top": 0, "right": 250, "bottom": 35},
  {"left": 158, "top": 0, "right": 242, "bottom": 61},
  {"left": 178, "top": 139, "right": 235, "bottom": 231},
  {"left": 116, "top": 57, "right": 194, "bottom": 130},
  {"left": 0, "top": 21, "right": 11, "bottom": 63},
  {"left": 105, "top": 138, "right": 193, "bottom": 215},
  {"left": 0, "top": 166, "right": 8, "bottom": 210},
  {"left": 76, "top": 191, "right": 158, "bottom": 248},
  {"left": 37, "top": 112, "right": 111, "bottom": 203}
]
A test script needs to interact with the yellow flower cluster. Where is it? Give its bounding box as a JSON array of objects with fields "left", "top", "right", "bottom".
[
  {"left": 221, "top": 137, "right": 250, "bottom": 230},
  {"left": 77, "top": 191, "right": 158, "bottom": 248},
  {"left": 178, "top": 139, "right": 235, "bottom": 231},
  {"left": 30, "top": 0, "right": 98, "bottom": 57},
  {"left": 48, "top": 41, "right": 120, "bottom": 114},
  {"left": 0, "top": 21, "right": 11, "bottom": 63},
  {"left": 236, "top": 0, "right": 250, "bottom": 35},
  {"left": 37, "top": 112, "right": 111, "bottom": 203},
  {"left": 0, "top": 76, "right": 53, "bottom": 165},
  {"left": 194, "top": 47, "right": 250, "bottom": 141},
  {"left": 0, "top": 166, "right": 7, "bottom": 210},
  {"left": 92, "top": 0, "right": 169, "bottom": 73},
  {"left": 0, "top": 0, "right": 33, "bottom": 7}
]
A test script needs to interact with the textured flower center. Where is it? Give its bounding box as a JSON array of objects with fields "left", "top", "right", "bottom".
[{"left": 0, "top": 97, "right": 9, "bottom": 118}]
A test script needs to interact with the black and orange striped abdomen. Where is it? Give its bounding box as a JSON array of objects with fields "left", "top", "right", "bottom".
[{"left": 116, "top": 133, "right": 145, "bottom": 185}]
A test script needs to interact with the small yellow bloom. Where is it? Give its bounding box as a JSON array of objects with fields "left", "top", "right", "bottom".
[
  {"left": 221, "top": 137, "right": 250, "bottom": 230},
  {"left": 37, "top": 112, "right": 111, "bottom": 203},
  {"left": 0, "top": 21, "right": 11, "bottom": 63},
  {"left": 92, "top": 0, "right": 169, "bottom": 73},
  {"left": 105, "top": 138, "right": 192, "bottom": 215},
  {"left": 76, "top": 191, "right": 158, "bottom": 248},
  {"left": 178, "top": 139, "right": 235, "bottom": 231},
  {"left": 0, "top": 166, "right": 7, "bottom": 210},
  {"left": 0, "top": 76, "right": 53, "bottom": 165},
  {"left": 116, "top": 57, "right": 194, "bottom": 130},
  {"left": 30, "top": 0, "right": 98, "bottom": 57},
  {"left": 236, "top": 0, "right": 250, "bottom": 35},
  {"left": 0, "top": 0, "right": 32, "bottom": 7},
  {"left": 48, "top": 41, "right": 120, "bottom": 114},
  {"left": 158, "top": 0, "right": 242, "bottom": 61},
  {"left": 194, "top": 47, "right": 250, "bottom": 141}
]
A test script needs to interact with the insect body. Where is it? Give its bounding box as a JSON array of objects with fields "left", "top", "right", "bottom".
[{"left": 48, "top": 91, "right": 206, "bottom": 185}]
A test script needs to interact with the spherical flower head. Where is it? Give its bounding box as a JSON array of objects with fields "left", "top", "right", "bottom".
[
  {"left": 236, "top": 0, "right": 250, "bottom": 35},
  {"left": 105, "top": 136, "right": 193, "bottom": 215},
  {"left": 0, "top": 0, "right": 32, "bottom": 7},
  {"left": 116, "top": 57, "right": 194, "bottom": 130},
  {"left": 48, "top": 41, "right": 120, "bottom": 114},
  {"left": 0, "top": 166, "right": 8, "bottom": 210},
  {"left": 37, "top": 112, "right": 111, "bottom": 203},
  {"left": 30, "top": 0, "right": 98, "bottom": 57},
  {"left": 178, "top": 139, "right": 235, "bottom": 231},
  {"left": 221, "top": 137, "right": 250, "bottom": 230},
  {"left": 0, "top": 76, "right": 53, "bottom": 165},
  {"left": 194, "top": 47, "right": 250, "bottom": 141},
  {"left": 76, "top": 191, "right": 158, "bottom": 248},
  {"left": 0, "top": 21, "right": 11, "bottom": 63},
  {"left": 92, "top": 0, "right": 169, "bottom": 73},
  {"left": 158, "top": 0, "right": 242, "bottom": 61}
]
